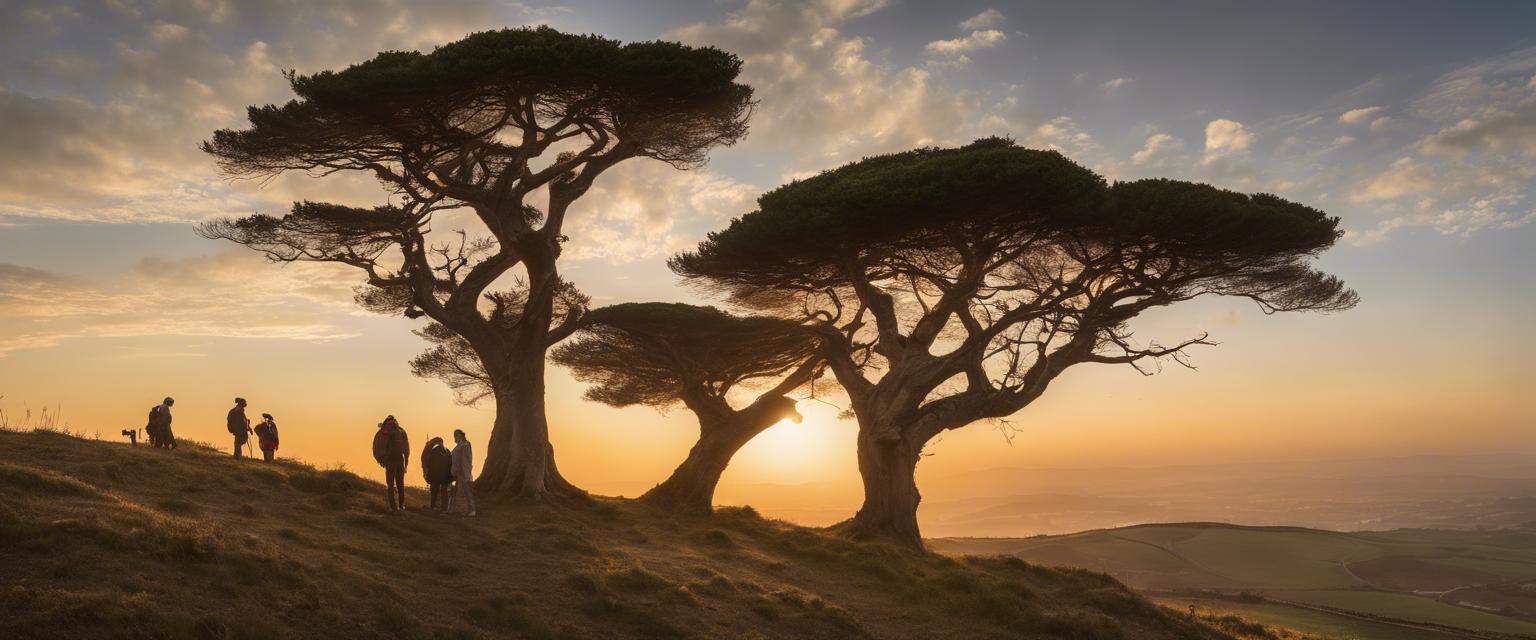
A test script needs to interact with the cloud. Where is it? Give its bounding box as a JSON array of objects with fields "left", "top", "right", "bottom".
[
  {"left": 1029, "top": 116, "right": 1098, "bottom": 156},
  {"left": 958, "top": 9, "right": 1005, "bottom": 31},
  {"left": 1338, "top": 106, "right": 1383, "bottom": 125},
  {"left": 1203, "top": 119, "right": 1255, "bottom": 164},
  {"left": 1350, "top": 157, "right": 1435, "bottom": 202},
  {"left": 674, "top": 0, "right": 983, "bottom": 173},
  {"left": 925, "top": 29, "right": 1007, "bottom": 56},
  {"left": 1420, "top": 107, "right": 1536, "bottom": 157},
  {"left": 1271, "top": 45, "right": 1536, "bottom": 244},
  {"left": 564, "top": 161, "right": 760, "bottom": 263},
  {"left": 1099, "top": 77, "right": 1132, "bottom": 93},
  {"left": 1410, "top": 45, "right": 1536, "bottom": 121},
  {"left": 1131, "top": 133, "right": 1185, "bottom": 166},
  {"left": 0, "top": 1, "right": 519, "bottom": 224},
  {"left": 1347, "top": 194, "right": 1536, "bottom": 246},
  {"left": 0, "top": 253, "right": 361, "bottom": 355}
]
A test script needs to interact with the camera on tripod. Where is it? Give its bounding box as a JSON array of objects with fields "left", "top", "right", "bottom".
[{"left": 121, "top": 429, "right": 138, "bottom": 446}]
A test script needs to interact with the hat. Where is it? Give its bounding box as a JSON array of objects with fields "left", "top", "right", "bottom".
[{"left": 261, "top": 413, "right": 272, "bottom": 419}]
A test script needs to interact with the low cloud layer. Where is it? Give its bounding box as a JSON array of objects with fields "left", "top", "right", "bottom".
[{"left": 0, "top": 253, "right": 360, "bottom": 355}]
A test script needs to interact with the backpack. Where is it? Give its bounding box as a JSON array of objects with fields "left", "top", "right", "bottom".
[
  {"left": 373, "top": 425, "right": 409, "bottom": 466},
  {"left": 387, "top": 428, "right": 409, "bottom": 457},
  {"left": 147, "top": 405, "right": 168, "bottom": 430},
  {"left": 227, "top": 408, "right": 247, "bottom": 435},
  {"left": 427, "top": 447, "right": 454, "bottom": 483}
]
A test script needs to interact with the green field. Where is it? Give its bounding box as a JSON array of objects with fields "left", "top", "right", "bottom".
[
  {"left": 1157, "top": 597, "right": 1461, "bottom": 640},
  {"left": 933, "top": 523, "right": 1536, "bottom": 639},
  {"left": 1271, "top": 589, "right": 1536, "bottom": 636}
]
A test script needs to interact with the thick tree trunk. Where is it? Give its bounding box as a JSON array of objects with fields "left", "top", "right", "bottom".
[
  {"left": 473, "top": 249, "right": 583, "bottom": 499},
  {"left": 638, "top": 421, "right": 740, "bottom": 513},
  {"left": 641, "top": 396, "right": 799, "bottom": 513},
  {"left": 834, "top": 428, "right": 925, "bottom": 550},
  {"left": 476, "top": 360, "right": 581, "bottom": 498}
]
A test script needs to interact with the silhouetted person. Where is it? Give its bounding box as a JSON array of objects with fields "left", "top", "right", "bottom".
[
  {"left": 373, "top": 416, "right": 409, "bottom": 511},
  {"left": 227, "top": 397, "right": 251, "bottom": 459},
  {"left": 451, "top": 429, "right": 476, "bottom": 517},
  {"left": 146, "top": 397, "right": 176, "bottom": 449},
  {"left": 421, "top": 437, "right": 453, "bottom": 512},
  {"left": 254, "top": 413, "right": 279, "bottom": 462}
]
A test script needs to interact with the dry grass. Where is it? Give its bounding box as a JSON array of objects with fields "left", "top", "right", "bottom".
[{"left": 0, "top": 430, "right": 1284, "bottom": 639}]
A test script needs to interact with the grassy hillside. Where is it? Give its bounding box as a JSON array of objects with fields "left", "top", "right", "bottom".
[
  {"left": 932, "top": 523, "right": 1536, "bottom": 639},
  {"left": 0, "top": 430, "right": 1276, "bottom": 640}
]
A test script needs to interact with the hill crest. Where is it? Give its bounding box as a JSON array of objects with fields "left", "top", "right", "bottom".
[{"left": 0, "top": 429, "right": 1274, "bottom": 640}]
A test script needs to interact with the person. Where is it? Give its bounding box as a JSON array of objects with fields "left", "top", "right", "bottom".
[
  {"left": 146, "top": 397, "right": 176, "bottom": 449},
  {"left": 450, "top": 429, "right": 476, "bottom": 517},
  {"left": 372, "top": 416, "right": 410, "bottom": 511},
  {"left": 420, "top": 437, "right": 454, "bottom": 512},
  {"left": 227, "top": 397, "right": 252, "bottom": 459},
  {"left": 253, "top": 413, "right": 279, "bottom": 462}
]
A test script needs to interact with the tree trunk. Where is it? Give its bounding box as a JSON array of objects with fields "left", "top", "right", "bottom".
[
  {"left": 638, "top": 420, "right": 739, "bottom": 513},
  {"left": 475, "top": 359, "right": 581, "bottom": 498},
  {"left": 834, "top": 428, "right": 925, "bottom": 550},
  {"left": 641, "top": 396, "right": 799, "bottom": 513},
  {"left": 473, "top": 251, "right": 583, "bottom": 499}
]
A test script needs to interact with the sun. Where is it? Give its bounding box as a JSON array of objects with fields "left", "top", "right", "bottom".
[{"left": 733, "top": 400, "right": 855, "bottom": 483}]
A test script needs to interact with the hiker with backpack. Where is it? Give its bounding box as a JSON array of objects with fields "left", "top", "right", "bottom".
[
  {"left": 227, "top": 397, "right": 252, "bottom": 459},
  {"left": 421, "top": 437, "right": 454, "bottom": 512},
  {"left": 253, "top": 413, "right": 279, "bottom": 462},
  {"left": 372, "top": 416, "right": 410, "bottom": 512},
  {"left": 146, "top": 397, "right": 175, "bottom": 449},
  {"left": 451, "top": 429, "right": 476, "bottom": 517}
]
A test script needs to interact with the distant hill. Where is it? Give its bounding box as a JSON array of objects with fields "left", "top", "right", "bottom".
[
  {"left": 933, "top": 523, "right": 1536, "bottom": 640},
  {"left": 0, "top": 430, "right": 1276, "bottom": 640},
  {"left": 717, "top": 454, "right": 1536, "bottom": 537}
]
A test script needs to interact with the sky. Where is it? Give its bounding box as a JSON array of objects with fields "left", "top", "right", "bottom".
[{"left": 1, "top": 1, "right": 1533, "bottom": 520}]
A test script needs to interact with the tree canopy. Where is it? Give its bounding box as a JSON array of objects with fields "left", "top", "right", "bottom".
[
  {"left": 550, "top": 302, "right": 820, "bottom": 411},
  {"left": 200, "top": 26, "right": 755, "bottom": 496},
  {"left": 672, "top": 137, "right": 1357, "bottom": 546},
  {"left": 673, "top": 137, "right": 1351, "bottom": 316},
  {"left": 205, "top": 26, "right": 754, "bottom": 183},
  {"left": 549, "top": 302, "right": 822, "bottom": 513}
]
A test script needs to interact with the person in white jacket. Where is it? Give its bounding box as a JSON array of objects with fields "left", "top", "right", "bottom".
[{"left": 450, "top": 429, "right": 476, "bottom": 517}]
